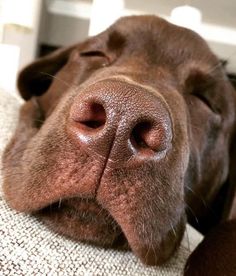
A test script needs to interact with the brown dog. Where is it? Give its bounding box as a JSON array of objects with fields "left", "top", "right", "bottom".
[{"left": 2, "top": 15, "right": 236, "bottom": 273}]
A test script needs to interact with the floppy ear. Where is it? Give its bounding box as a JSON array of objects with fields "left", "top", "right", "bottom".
[
  {"left": 227, "top": 142, "right": 236, "bottom": 219},
  {"left": 184, "top": 219, "right": 236, "bottom": 276},
  {"left": 18, "top": 45, "right": 76, "bottom": 100},
  {"left": 184, "top": 76, "right": 236, "bottom": 276},
  {"left": 223, "top": 74, "right": 236, "bottom": 220}
]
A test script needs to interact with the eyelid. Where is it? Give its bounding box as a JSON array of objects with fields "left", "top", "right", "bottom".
[
  {"left": 79, "top": 50, "right": 112, "bottom": 67},
  {"left": 192, "top": 92, "right": 221, "bottom": 115},
  {"left": 80, "top": 50, "right": 107, "bottom": 57},
  {"left": 185, "top": 70, "right": 221, "bottom": 113},
  {"left": 192, "top": 92, "right": 213, "bottom": 110}
]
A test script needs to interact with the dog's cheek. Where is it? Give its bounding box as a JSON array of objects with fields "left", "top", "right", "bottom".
[
  {"left": 2, "top": 101, "right": 42, "bottom": 208},
  {"left": 2, "top": 100, "right": 42, "bottom": 164},
  {"left": 3, "top": 93, "right": 109, "bottom": 212}
]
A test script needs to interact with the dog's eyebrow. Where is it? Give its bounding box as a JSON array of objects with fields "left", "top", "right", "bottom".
[{"left": 107, "top": 30, "right": 126, "bottom": 52}]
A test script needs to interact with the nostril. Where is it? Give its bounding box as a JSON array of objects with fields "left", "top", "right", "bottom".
[
  {"left": 81, "top": 103, "right": 106, "bottom": 129},
  {"left": 131, "top": 121, "right": 166, "bottom": 154},
  {"left": 83, "top": 120, "right": 104, "bottom": 129},
  {"left": 131, "top": 122, "right": 151, "bottom": 149},
  {"left": 72, "top": 102, "right": 106, "bottom": 131}
]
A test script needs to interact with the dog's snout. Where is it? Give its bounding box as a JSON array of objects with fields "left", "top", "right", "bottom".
[{"left": 68, "top": 80, "right": 172, "bottom": 163}]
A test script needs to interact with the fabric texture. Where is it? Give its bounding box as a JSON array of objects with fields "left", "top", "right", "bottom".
[{"left": 0, "top": 89, "right": 203, "bottom": 275}]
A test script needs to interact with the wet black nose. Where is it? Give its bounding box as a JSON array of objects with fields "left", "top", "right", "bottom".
[{"left": 67, "top": 79, "right": 172, "bottom": 164}]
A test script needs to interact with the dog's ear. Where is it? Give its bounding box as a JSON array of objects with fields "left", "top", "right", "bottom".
[
  {"left": 221, "top": 73, "right": 236, "bottom": 220},
  {"left": 184, "top": 75, "right": 236, "bottom": 276},
  {"left": 18, "top": 45, "right": 76, "bottom": 100},
  {"left": 184, "top": 219, "right": 236, "bottom": 276},
  {"left": 227, "top": 142, "right": 236, "bottom": 219}
]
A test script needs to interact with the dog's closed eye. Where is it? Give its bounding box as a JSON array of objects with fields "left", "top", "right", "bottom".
[
  {"left": 80, "top": 50, "right": 111, "bottom": 67},
  {"left": 80, "top": 50, "right": 107, "bottom": 58},
  {"left": 185, "top": 71, "right": 223, "bottom": 116}
]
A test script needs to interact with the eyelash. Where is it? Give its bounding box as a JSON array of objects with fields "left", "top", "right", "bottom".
[
  {"left": 193, "top": 92, "right": 213, "bottom": 110},
  {"left": 192, "top": 92, "right": 222, "bottom": 116},
  {"left": 80, "top": 50, "right": 107, "bottom": 58},
  {"left": 80, "top": 50, "right": 111, "bottom": 67}
]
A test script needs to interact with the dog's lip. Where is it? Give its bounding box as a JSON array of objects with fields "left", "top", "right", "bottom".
[
  {"left": 36, "top": 196, "right": 130, "bottom": 249},
  {"left": 62, "top": 197, "right": 111, "bottom": 220},
  {"left": 36, "top": 197, "right": 115, "bottom": 225}
]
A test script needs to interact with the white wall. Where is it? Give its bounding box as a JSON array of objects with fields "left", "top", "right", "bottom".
[
  {"left": 2, "top": 0, "right": 43, "bottom": 70},
  {"left": 39, "top": 14, "right": 89, "bottom": 47}
]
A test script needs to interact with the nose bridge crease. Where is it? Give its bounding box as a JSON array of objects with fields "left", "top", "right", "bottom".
[{"left": 93, "top": 125, "right": 119, "bottom": 196}]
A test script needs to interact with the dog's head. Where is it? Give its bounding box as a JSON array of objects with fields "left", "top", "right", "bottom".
[{"left": 2, "top": 16, "right": 236, "bottom": 265}]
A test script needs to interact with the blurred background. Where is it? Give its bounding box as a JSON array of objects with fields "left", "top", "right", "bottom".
[{"left": 0, "top": 0, "right": 236, "bottom": 94}]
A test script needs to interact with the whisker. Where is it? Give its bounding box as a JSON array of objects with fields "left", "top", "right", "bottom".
[
  {"left": 58, "top": 198, "right": 62, "bottom": 209},
  {"left": 185, "top": 185, "right": 208, "bottom": 208},
  {"left": 170, "top": 222, "right": 177, "bottom": 238},
  {"left": 150, "top": 231, "right": 158, "bottom": 264},
  {"left": 203, "top": 51, "right": 236, "bottom": 77},
  {"left": 39, "top": 72, "right": 78, "bottom": 91},
  {"left": 185, "top": 204, "right": 199, "bottom": 225},
  {"left": 205, "top": 60, "right": 226, "bottom": 76}
]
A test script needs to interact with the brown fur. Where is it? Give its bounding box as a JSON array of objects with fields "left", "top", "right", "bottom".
[
  {"left": 2, "top": 16, "right": 236, "bottom": 270},
  {"left": 185, "top": 220, "right": 236, "bottom": 275}
]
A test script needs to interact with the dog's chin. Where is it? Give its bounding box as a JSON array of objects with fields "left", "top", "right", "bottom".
[
  {"left": 35, "top": 197, "right": 185, "bottom": 266},
  {"left": 35, "top": 198, "right": 129, "bottom": 249}
]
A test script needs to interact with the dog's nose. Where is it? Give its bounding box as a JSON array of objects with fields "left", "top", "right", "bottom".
[{"left": 68, "top": 79, "right": 172, "bottom": 163}]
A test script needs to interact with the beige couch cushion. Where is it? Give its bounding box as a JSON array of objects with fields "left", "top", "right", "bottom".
[{"left": 0, "top": 89, "right": 202, "bottom": 275}]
